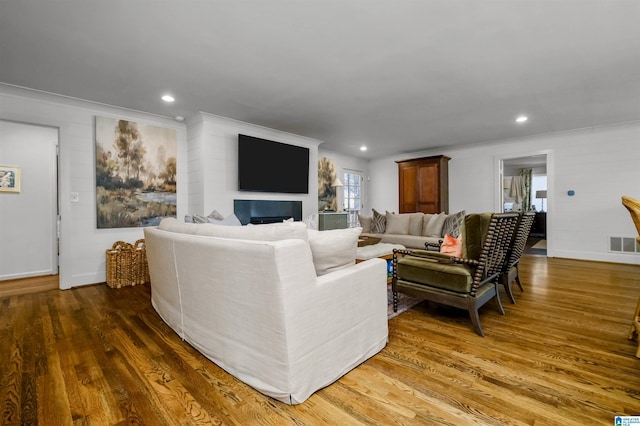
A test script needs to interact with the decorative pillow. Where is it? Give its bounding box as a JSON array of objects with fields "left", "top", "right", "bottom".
[
  {"left": 425, "top": 212, "right": 447, "bottom": 237},
  {"left": 358, "top": 214, "right": 372, "bottom": 233},
  {"left": 206, "top": 213, "right": 242, "bottom": 226},
  {"left": 440, "top": 233, "right": 462, "bottom": 257},
  {"left": 421, "top": 214, "right": 435, "bottom": 236},
  {"left": 385, "top": 212, "right": 410, "bottom": 235},
  {"left": 207, "top": 209, "right": 224, "bottom": 220},
  {"left": 408, "top": 213, "right": 425, "bottom": 236},
  {"left": 442, "top": 210, "right": 466, "bottom": 238},
  {"left": 307, "top": 227, "right": 361, "bottom": 276},
  {"left": 304, "top": 213, "right": 319, "bottom": 230},
  {"left": 371, "top": 209, "right": 386, "bottom": 233},
  {"left": 192, "top": 214, "right": 208, "bottom": 223}
]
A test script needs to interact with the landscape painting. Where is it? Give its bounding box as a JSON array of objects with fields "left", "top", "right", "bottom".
[
  {"left": 95, "top": 117, "right": 177, "bottom": 228},
  {"left": 318, "top": 157, "right": 337, "bottom": 211}
]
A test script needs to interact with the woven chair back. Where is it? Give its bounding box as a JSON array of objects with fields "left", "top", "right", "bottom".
[
  {"left": 470, "top": 213, "right": 519, "bottom": 296},
  {"left": 505, "top": 212, "right": 536, "bottom": 270}
]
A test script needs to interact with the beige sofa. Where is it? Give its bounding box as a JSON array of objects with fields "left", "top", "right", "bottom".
[
  {"left": 144, "top": 219, "right": 388, "bottom": 405},
  {"left": 358, "top": 210, "right": 465, "bottom": 249}
]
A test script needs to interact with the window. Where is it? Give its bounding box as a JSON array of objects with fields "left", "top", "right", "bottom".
[{"left": 342, "top": 171, "right": 363, "bottom": 228}]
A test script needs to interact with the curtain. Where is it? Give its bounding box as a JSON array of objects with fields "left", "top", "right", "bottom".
[{"left": 520, "top": 168, "right": 533, "bottom": 211}]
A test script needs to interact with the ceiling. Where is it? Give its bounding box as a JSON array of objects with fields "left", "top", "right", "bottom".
[{"left": 1, "top": 1, "right": 639, "bottom": 159}]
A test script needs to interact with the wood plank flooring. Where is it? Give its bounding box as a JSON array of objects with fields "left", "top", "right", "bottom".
[
  {"left": 1, "top": 256, "right": 639, "bottom": 425},
  {"left": 0, "top": 274, "right": 58, "bottom": 299}
]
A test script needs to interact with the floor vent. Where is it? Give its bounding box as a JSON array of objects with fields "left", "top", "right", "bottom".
[{"left": 609, "top": 236, "right": 640, "bottom": 254}]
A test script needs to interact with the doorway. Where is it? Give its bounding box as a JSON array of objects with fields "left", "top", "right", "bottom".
[
  {"left": 342, "top": 170, "right": 363, "bottom": 228},
  {"left": 500, "top": 154, "right": 549, "bottom": 256},
  {"left": 0, "top": 120, "right": 59, "bottom": 282}
]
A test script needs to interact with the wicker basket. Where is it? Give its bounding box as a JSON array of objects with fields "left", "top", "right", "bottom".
[{"left": 106, "top": 239, "right": 150, "bottom": 288}]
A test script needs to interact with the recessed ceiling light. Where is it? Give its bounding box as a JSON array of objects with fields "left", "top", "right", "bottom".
[
  {"left": 360, "top": 146, "right": 367, "bottom": 151},
  {"left": 516, "top": 115, "right": 528, "bottom": 123},
  {"left": 161, "top": 94, "right": 175, "bottom": 103}
]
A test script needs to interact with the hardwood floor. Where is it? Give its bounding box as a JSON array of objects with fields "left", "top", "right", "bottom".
[
  {"left": 0, "top": 274, "right": 58, "bottom": 298},
  {"left": 1, "top": 256, "right": 639, "bottom": 425}
]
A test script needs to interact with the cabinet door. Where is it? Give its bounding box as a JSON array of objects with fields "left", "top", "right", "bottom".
[
  {"left": 399, "top": 164, "right": 418, "bottom": 213},
  {"left": 417, "top": 163, "right": 439, "bottom": 213}
]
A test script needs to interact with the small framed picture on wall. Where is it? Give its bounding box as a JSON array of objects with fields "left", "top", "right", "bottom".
[{"left": 0, "top": 165, "right": 21, "bottom": 193}]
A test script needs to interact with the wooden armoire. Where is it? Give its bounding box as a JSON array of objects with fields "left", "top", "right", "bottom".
[{"left": 396, "top": 155, "right": 450, "bottom": 214}]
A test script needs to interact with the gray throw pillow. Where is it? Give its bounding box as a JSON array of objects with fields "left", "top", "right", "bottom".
[
  {"left": 371, "top": 209, "right": 386, "bottom": 233},
  {"left": 442, "top": 210, "right": 466, "bottom": 238}
]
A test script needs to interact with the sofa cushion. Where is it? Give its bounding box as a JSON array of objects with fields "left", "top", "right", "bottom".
[
  {"left": 424, "top": 212, "right": 447, "bottom": 237},
  {"left": 194, "top": 221, "right": 309, "bottom": 241},
  {"left": 385, "top": 212, "right": 410, "bottom": 235},
  {"left": 358, "top": 214, "right": 372, "bottom": 233},
  {"left": 307, "top": 227, "right": 361, "bottom": 276},
  {"left": 371, "top": 209, "right": 386, "bottom": 233},
  {"left": 397, "top": 255, "right": 472, "bottom": 293},
  {"left": 159, "top": 218, "right": 200, "bottom": 234},
  {"left": 408, "top": 213, "right": 425, "bottom": 236},
  {"left": 442, "top": 210, "right": 466, "bottom": 238}
]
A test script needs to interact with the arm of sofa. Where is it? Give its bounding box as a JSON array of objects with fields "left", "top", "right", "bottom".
[{"left": 281, "top": 257, "right": 388, "bottom": 403}]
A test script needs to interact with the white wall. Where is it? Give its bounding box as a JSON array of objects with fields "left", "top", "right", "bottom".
[
  {"left": 369, "top": 122, "right": 640, "bottom": 265},
  {"left": 188, "top": 112, "right": 322, "bottom": 221},
  {"left": 0, "top": 84, "right": 188, "bottom": 289}
]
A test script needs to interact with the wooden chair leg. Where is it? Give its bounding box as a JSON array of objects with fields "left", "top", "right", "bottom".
[
  {"left": 468, "top": 307, "right": 485, "bottom": 337},
  {"left": 513, "top": 266, "right": 524, "bottom": 291},
  {"left": 501, "top": 275, "right": 516, "bottom": 304},
  {"left": 494, "top": 283, "right": 505, "bottom": 315},
  {"left": 628, "top": 297, "right": 640, "bottom": 358}
]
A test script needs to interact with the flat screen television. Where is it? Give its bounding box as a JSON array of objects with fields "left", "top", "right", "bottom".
[{"left": 238, "top": 134, "right": 310, "bottom": 194}]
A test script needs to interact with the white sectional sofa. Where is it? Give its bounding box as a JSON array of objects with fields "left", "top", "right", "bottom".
[
  {"left": 143, "top": 219, "right": 388, "bottom": 405},
  {"left": 358, "top": 210, "right": 465, "bottom": 249}
]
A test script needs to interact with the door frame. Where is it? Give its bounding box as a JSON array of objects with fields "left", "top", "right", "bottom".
[
  {"left": 495, "top": 149, "right": 554, "bottom": 257},
  {"left": 0, "top": 119, "right": 59, "bottom": 280}
]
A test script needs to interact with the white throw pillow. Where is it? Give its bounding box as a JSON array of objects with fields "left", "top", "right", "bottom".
[
  {"left": 303, "top": 213, "right": 319, "bottom": 230},
  {"left": 425, "top": 212, "right": 447, "bottom": 237},
  {"left": 206, "top": 213, "right": 242, "bottom": 226},
  {"left": 307, "top": 227, "right": 362, "bottom": 276},
  {"left": 408, "top": 212, "right": 425, "bottom": 236},
  {"left": 385, "top": 212, "right": 410, "bottom": 235},
  {"left": 207, "top": 209, "right": 225, "bottom": 220},
  {"left": 358, "top": 214, "right": 372, "bottom": 233}
]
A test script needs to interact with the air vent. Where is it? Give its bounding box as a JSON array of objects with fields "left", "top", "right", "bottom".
[{"left": 609, "top": 236, "right": 640, "bottom": 254}]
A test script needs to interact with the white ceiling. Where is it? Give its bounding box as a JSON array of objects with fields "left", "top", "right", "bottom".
[{"left": 1, "top": 0, "right": 639, "bottom": 159}]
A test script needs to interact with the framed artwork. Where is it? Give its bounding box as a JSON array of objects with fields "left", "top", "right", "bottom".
[
  {"left": 318, "top": 157, "right": 337, "bottom": 211},
  {"left": 0, "top": 165, "right": 21, "bottom": 193},
  {"left": 95, "top": 116, "right": 177, "bottom": 228}
]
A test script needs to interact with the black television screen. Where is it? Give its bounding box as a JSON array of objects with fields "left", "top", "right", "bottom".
[{"left": 238, "top": 134, "right": 310, "bottom": 194}]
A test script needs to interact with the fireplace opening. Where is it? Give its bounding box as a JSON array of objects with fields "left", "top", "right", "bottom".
[
  {"left": 249, "top": 216, "right": 292, "bottom": 225},
  {"left": 234, "top": 200, "right": 302, "bottom": 225}
]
